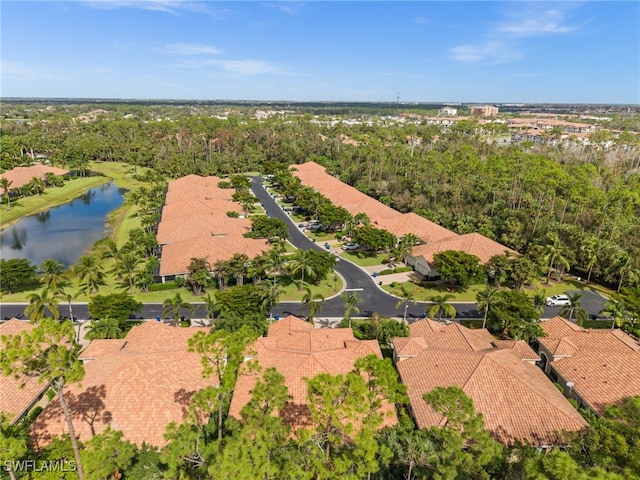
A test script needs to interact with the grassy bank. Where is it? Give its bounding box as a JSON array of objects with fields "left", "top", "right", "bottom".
[{"left": 1, "top": 175, "right": 110, "bottom": 229}]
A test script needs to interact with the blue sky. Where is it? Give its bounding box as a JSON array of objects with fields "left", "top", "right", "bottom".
[{"left": 2, "top": 1, "right": 639, "bottom": 104}]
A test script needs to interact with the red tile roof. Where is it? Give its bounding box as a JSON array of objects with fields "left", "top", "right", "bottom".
[
  {"left": 393, "top": 320, "right": 586, "bottom": 445},
  {"left": 158, "top": 175, "right": 268, "bottom": 277},
  {"left": 0, "top": 320, "right": 50, "bottom": 424},
  {"left": 0, "top": 165, "right": 69, "bottom": 190},
  {"left": 78, "top": 339, "right": 126, "bottom": 361},
  {"left": 393, "top": 319, "right": 495, "bottom": 357},
  {"left": 29, "top": 321, "right": 213, "bottom": 448},
  {"left": 229, "top": 315, "right": 397, "bottom": 433},
  {"left": 539, "top": 316, "right": 640, "bottom": 414},
  {"left": 410, "top": 232, "right": 516, "bottom": 264}
]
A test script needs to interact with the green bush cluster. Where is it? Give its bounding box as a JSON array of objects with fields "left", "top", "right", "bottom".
[{"left": 149, "top": 281, "right": 180, "bottom": 291}]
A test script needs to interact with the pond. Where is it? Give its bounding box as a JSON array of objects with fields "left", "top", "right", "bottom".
[{"left": 0, "top": 182, "right": 126, "bottom": 267}]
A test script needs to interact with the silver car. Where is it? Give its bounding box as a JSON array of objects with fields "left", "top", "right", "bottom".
[{"left": 546, "top": 294, "right": 571, "bottom": 306}]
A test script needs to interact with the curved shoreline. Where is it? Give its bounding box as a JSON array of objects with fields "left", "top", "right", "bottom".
[{"left": 0, "top": 174, "right": 111, "bottom": 231}]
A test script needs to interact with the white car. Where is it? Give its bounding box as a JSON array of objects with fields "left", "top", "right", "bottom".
[
  {"left": 341, "top": 242, "right": 359, "bottom": 251},
  {"left": 546, "top": 294, "right": 571, "bottom": 306}
]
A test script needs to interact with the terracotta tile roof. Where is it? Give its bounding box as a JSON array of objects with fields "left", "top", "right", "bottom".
[
  {"left": 396, "top": 348, "right": 587, "bottom": 445},
  {"left": 157, "top": 214, "right": 251, "bottom": 245},
  {"left": 229, "top": 316, "right": 397, "bottom": 433},
  {"left": 394, "top": 319, "right": 495, "bottom": 357},
  {"left": 161, "top": 199, "right": 241, "bottom": 220},
  {"left": 164, "top": 186, "right": 234, "bottom": 205},
  {"left": 78, "top": 339, "right": 126, "bottom": 361},
  {"left": 290, "top": 162, "right": 399, "bottom": 220},
  {"left": 0, "top": 165, "right": 69, "bottom": 190},
  {"left": 550, "top": 350, "right": 640, "bottom": 415},
  {"left": 0, "top": 320, "right": 50, "bottom": 424},
  {"left": 492, "top": 340, "right": 541, "bottom": 362},
  {"left": 539, "top": 317, "right": 640, "bottom": 355},
  {"left": 29, "top": 321, "right": 213, "bottom": 448},
  {"left": 158, "top": 174, "right": 268, "bottom": 277},
  {"left": 410, "top": 232, "right": 516, "bottom": 264},
  {"left": 539, "top": 316, "right": 640, "bottom": 415},
  {"left": 159, "top": 235, "right": 268, "bottom": 276}
]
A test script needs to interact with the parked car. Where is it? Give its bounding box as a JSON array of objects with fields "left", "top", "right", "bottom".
[
  {"left": 341, "top": 242, "right": 359, "bottom": 251},
  {"left": 307, "top": 222, "right": 323, "bottom": 231},
  {"left": 546, "top": 294, "right": 571, "bottom": 306}
]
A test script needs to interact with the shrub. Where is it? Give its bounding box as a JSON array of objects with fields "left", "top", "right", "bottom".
[
  {"left": 390, "top": 281, "right": 400, "bottom": 288},
  {"left": 357, "top": 252, "right": 366, "bottom": 259},
  {"left": 378, "top": 269, "right": 394, "bottom": 275},
  {"left": 148, "top": 281, "right": 180, "bottom": 291},
  {"left": 226, "top": 211, "right": 240, "bottom": 218},
  {"left": 394, "top": 266, "right": 413, "bottom": 273}
]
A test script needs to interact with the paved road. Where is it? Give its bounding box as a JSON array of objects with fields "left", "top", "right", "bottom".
[{"left": 0, "top": 178, "right": 609, "bottom": 323}]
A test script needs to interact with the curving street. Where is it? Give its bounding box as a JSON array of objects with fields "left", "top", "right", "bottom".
[{"left": 0, "top": 178, "right": 608, "bottom": 323}]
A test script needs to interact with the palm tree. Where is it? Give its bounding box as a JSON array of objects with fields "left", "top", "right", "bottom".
[
  {"left": 393, "top": 233, "right": 419, "bottom": 263},
  {"left": 559, "top": 292, "right": 589, "bottom": 325},
  {"left": 609, "top": 251, "right": 639, "bottom": 293},
  {"left": 24, "top": 289, "right": 59, "bottom": 322},
  {"left": 426, "top": 294, "right": 456, "bottom": 322},
  {"left": 301, "top": 286, "right": 324, "bottom": 323},
  {"left": 341, "top": 292, "right": 362, "bottom": 327},
  {"left": 542, "top": 233, "right": 570, "bottom": 284},
  {"left": 56, "top": 287, "right": 77, "bottom": 322},
  {"left": 288, "top": 250, "right": 316, "bottom": 289},
  {"left": 476, "top": 286, "right": 497, "bottom": 330},
  {"left": 73, "top": 255, "right": 105, "bottom": 295},
  {"left": 100, "top": 239, "right": 121, "bottom": 263},
  {"left": 0, "top": 177, "right": 13, "bottom": 208},
  {"left": 580, "top": 237, "right": 601, "bottom": 284},
  {"left": 395, "top": 284, "right": 416, "bottom": 323},
  {"left": 86, "top": 317, "right": 123, "bottom": 340},
  {"left": 602, "top": 301, "right": 629, "bottom": 330},
  {"left": 39, "top": 258, "right": 67, "bottom": 290},
  {"left": 112, "top": 252, "right": 141, "bottom": 290},
  {"left": 202, "top": 292, "right": 218, "bottom": 322},
  {"left": 162, "top": 293, "right": 194, "bottom": 326}
]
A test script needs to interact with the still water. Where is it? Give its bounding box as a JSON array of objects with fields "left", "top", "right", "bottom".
[{"left": 0, "top": 182, "right": 126, "bottom": 267}]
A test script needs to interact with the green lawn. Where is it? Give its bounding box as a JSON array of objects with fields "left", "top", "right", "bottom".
[
  {"left": 382, "top": 275, "right": 615, "bottom": 303},
  {"left": 340, "top": 251, "right": 391, "bottom": 267},
  {"left": 277, "top": 274, "right": 343, "bottom": 301}
]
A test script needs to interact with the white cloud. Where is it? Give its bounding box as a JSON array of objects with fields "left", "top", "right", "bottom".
[
  {"left": 496, "top": 5, "right": 581, "bottom": 37},
  {"left": 449, "top": 41, "right": 522, "bottom": 64},
  {"left": 1, "top": 61, "right": 65, "bottom": 82},
  {"left": 80, "top": 1, "right": 214, "bottom": 15},
  {"left": 156, "top": 43, "right": 222, "bottom": 55}
]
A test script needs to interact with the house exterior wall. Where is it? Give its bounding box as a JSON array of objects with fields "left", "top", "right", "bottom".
[{"left": 405, "top": 254, "right": 434, "bottom": 277}]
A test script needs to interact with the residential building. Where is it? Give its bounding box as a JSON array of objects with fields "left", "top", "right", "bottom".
[
  {"left": 470, "top": 105, "right": 499, "bottom": 116},
  {"left": 438, "top": 106, "right": 457, "bottom": 116},
  {"left": 0, "top": 165, "right": 69, "bottom": 191},
  {"left": 228, "top": 315, "right": 397, "bottom": 433},
  {"left": 404, "top": 232, "right": 516, "bottom": 278},
  {"left": 393, "top": 319, "right": 587, "bottom": 446},
  {"left": 0, "top": 319, "right": 50, "bottom": 425},
  {"left": 30, "top": 321, "right": 213, "bottom": 448},
  {"left": 537, "top": 316, "right": 640, "bottom": 415},
  {"left": 157, "top": 174, "right": 269, "bottom": 281}
]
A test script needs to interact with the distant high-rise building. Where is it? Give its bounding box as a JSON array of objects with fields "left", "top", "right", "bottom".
[{"left": 470, "top": 105, "right": 499, "bottom": 116}]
